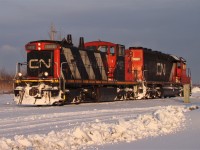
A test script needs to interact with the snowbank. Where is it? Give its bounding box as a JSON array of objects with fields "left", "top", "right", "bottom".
[
  {"left": 0, "top": 106, "right": 188, "bottom": 150},
  {"left": 192, "top": 87, "right": 200, "bottom": 93}
]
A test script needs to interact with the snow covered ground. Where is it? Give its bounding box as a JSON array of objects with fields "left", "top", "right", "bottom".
[{"left": 0, "top": 88, "right": 200, "bottom": 150}]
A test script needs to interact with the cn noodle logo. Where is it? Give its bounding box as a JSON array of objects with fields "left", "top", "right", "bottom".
[
  {"left": 29, "top": 59, "right": 51, "bottom": 69},
  {"left": 156, "top": 63, "right": 166, "bottom": 76}
]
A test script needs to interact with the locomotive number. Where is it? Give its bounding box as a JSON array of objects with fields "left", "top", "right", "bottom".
[
  {"left": 29, "top": 59, "right": 51, "bottom": 69},
  {"left": 156, "top": 63, "right": 166, "bottom": 76}
]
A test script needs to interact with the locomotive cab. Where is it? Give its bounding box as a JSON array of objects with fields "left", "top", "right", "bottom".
[
  {"left": 171, "top": 55, "right": 191, "bottom": 84},
  {"left": 85, "top": 41, "right": 125, "bottom": 81},
  {"left": 176, "top": 58, "right": 191, "bottom": 84}
]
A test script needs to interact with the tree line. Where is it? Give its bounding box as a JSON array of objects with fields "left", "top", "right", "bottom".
[{"left": 0, "top": 68, "right": 14, "bottom": 94}]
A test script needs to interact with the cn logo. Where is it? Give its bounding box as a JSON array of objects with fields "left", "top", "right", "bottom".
[
  {"left": 156, "top": 63, "right": 166, "bottom": 76},
  {"left": 29, "top": 59, "right": 51, "bottom": 69}
]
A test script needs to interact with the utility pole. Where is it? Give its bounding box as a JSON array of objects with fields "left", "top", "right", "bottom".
[
  {"left": 184, "top": 84, "right": 190, "bottom": 103},
  {"left": 49, "top": 24, "right": 57, "bottom": 40}
]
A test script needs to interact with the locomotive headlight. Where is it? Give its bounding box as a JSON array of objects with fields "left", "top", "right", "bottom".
[
  {"left": 44, "top": 72, "right": 49, "bottom": 77},
  {"left": 18, "top": 72, "right": 22, "bottom": 77}
]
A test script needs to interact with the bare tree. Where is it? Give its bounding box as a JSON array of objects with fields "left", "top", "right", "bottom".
[{"left": 0, "top": 67, "right": 14, "bottom": 94}]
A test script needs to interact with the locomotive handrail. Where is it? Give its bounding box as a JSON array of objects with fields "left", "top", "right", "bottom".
[
  {"left": 54, "top": 62, "right": 59, "bottom": 78},
  {"left": 14, "top": 62, "right": 27, "bottom": 79},
  {"left": 60, "top": 62, "right": 68, "bottom": 91},
  {"left": 187, "top": 68, "right": 191, "bottom": 77},
  {"left": 16, "top": 62, "right": 27, "bottom": 73},
  {"left": 143, "top": 70, "right": 148, "bottom": 81}
]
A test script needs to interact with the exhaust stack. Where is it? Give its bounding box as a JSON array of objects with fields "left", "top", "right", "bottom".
[
  {"left": 67, "top": 34, "right": 73, "bottom": 46},
  {"left": 79, "top": 37, "right": 85, "bottom": 49}
]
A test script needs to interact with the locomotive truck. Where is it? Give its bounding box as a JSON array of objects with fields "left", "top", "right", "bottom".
[{"left": 13, "top": 35, "right": 191, "bottom": 105}]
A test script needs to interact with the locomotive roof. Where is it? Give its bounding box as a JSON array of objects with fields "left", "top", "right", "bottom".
[
  {"left": 171, "top": 55, "right": 180, "bottom": 61},
  {"left": 85, "top": 41, "right": 117, "bottom": 46},
  {"left": 129, "top": 46, "right": 184, "bottom": 62},
  {"left": 26, "top": 39, "right": 74, "bottom": 47},
  {"left": 27, "top": 40, "right": 61, "bottom": 44},
  {"left": 85, "top": 40, "right": 115, "bottom": 43},
  {"left": 171, "top": 55, "right": 186, "bottom": 62}
]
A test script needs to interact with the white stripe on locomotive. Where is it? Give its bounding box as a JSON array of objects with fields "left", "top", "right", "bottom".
[
  {"left": 79, "top": 50, "right": 96, "bottom": 80},
  {"left": 94, "top": 53, "right": 107, "bottom": 80},
  {"left": 63, "top": 48, "right": 81, "bottom": 79}
]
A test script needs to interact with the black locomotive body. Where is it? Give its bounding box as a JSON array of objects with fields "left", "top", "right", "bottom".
[
  {"left": 60, "top": 47, "right": 108, "bottom": 81},
  {"left": 143, "top": 49, "right": 176, "bottom": 82}
]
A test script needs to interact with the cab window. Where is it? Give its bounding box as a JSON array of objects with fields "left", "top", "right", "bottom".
[
  {"left": 177, "top": 62, "right": 181, "bottom": 69},
  {"left": 98, "top": 46, "right": 108, "bottom": 53},
  {"left": 183, "top": 64, "right": 186, "bottom": 70},
  {"left": 118, "top": 45, "right": 125, "bottom": 56},
  {"left": 110, "top": 46, "right": 115, "bottom": 54}
]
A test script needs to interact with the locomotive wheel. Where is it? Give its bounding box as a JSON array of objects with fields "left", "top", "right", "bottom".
[
  {"left": 123, "top": 94, "right": 127, "bottom": 101},
  {"left": 157, "top": 90, "right": 162, "bottom": 98},
  {"left": 123, "top": 93, "right": 130, "bottom": 100},
  {"left": 115, "top": 94, "right": 123, "bottom": 101},
  {"left": 74, "top": 96, "right": 81, "bottom": 104},
  {"left": 92, "top": 87, "right": 101, "bottom": 102},
  {"left": 52, "top": 101, "right": 64, "bottom": 106}
]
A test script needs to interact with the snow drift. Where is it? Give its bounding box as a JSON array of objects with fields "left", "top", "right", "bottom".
[
  {"left": 0, "top": 106, "right": 188, "bottom": 150},
  {"left": 192, "top": 86, "right": 200, "bottom": 93}
]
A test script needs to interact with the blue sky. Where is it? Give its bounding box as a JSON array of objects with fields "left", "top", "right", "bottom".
[{"left": 0, "top": 0, "right": 200, "bottom": 83}]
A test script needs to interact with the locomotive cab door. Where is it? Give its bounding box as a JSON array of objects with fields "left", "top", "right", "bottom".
[
  {"left": 114, "top": 45, "right": 125, "bottom": 81},
  {"left": 98, "top": 45, "right": 117, "bottom": 80},
  {"left": 107, "top": 45, "right": 116, "bottom": 80},
  {"left": 176, "top": 62, "right": 182, "bottom": 77}
]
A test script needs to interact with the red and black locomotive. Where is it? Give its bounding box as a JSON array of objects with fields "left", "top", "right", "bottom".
[{"left": 14, "top": 35, "right": 191, "bottom": 105}]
